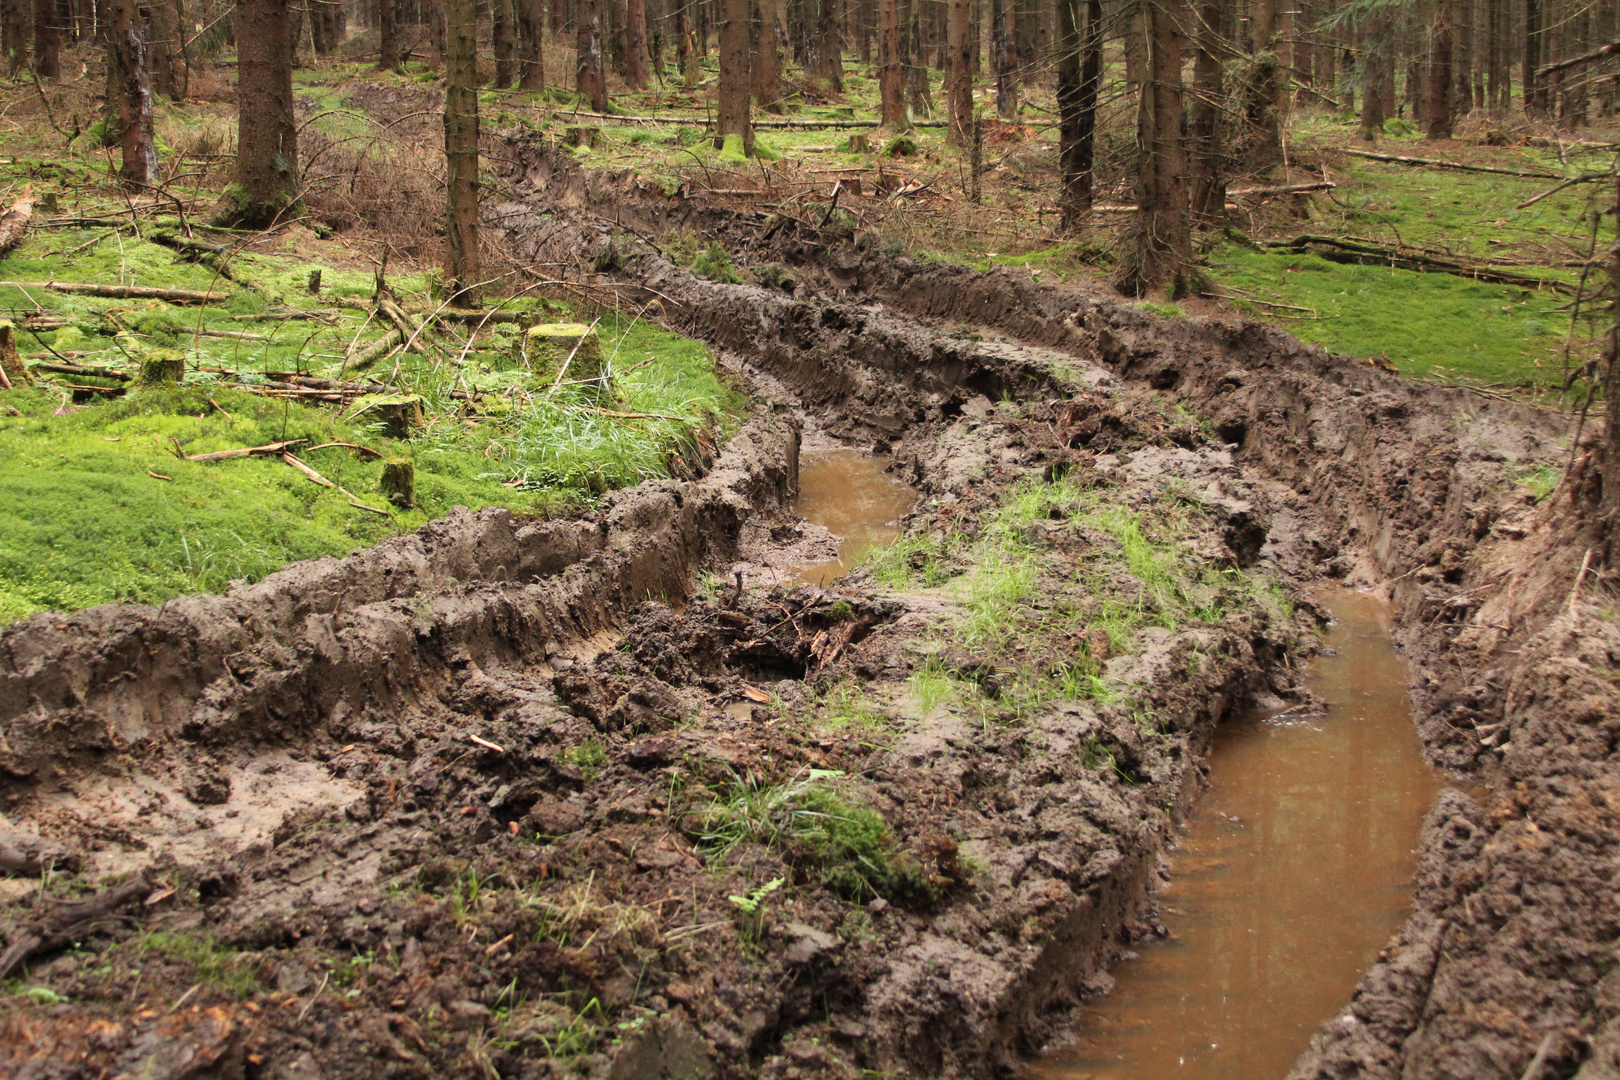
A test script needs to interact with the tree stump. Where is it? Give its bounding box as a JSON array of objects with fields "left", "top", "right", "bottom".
[
  {"left": 844, "top": 133, "right": 870, "bottom": 154},
  {"left": 564, "top": 126, "right": 601, "bottom": 148},
  {"left": 370, "top": 396, "right": 424, "bottom": 439},
  {"left": 379, "top": 457, "right": 416, "bottom": 508},
  {"left": 136, "top": 351, "right": 185, "bottom": 385},
  {"left": 0, "top": 322, "right": 29, "bottom": 388},
  {"left": 518, "top": 323, "right": 603, "bottom": 387}
]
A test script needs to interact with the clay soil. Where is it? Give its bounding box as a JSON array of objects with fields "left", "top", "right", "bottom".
[{"left": 1, "top": 139, "right": 1614, "bottom": 1080}]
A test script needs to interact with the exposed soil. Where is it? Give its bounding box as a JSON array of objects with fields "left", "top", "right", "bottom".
[{"left": 0, "top": 139, "right": 1609, "bottom": 1080}]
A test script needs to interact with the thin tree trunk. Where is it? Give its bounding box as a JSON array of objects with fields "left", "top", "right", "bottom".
[
  {"left": 1057, "top": 0, "right": 1099, "bottom": 227},
  {"left": 108, "top": 0, "right": 156, "bottom": 189},
  {"left": 577, "top": 0, "right": 608, "bottom": 109},
  {"left": 379, "top": 0, "right": 398, "bottom": 69},
  {"left": 903, "top": 0, "right": 931, "bottom": 116},
  {"left": 880, "top": 0, "right": 903, "bottom": 125},
  {"left": 1361, "top": 12, "right": 1386, "bottom": 138},
  {"left": 992, "top": 0, "right": 1014, "bottom": 117},
  {"left": 1245, "top": 0, "right": 1281, "bottom": 163},
  {"left": 717, "top": 0, "right": 753, "bottom": 149},
  {"left": 1426, "top": 0, "right": 1453, "bottom": 137},
  {"left": 818, "top": 0, "right": 841, "bottom": 88},
  {"left": 445, "top": 0, "right": 479, "bottom": 302},
  {"left": 626, "top": 0, "right": 649, "bottom": 86},
  {"left": 1525, "top": 0, "right": 1545, "bottom": 112},
  {"left": 517, "top": 0, "right": 544, "bottom": 86},
  {"left": 33, "top": 0, "right": 58, "bottom": 77},
  {"left": 493, "top": 0, "right": 515, "bottom": 84},
  {"left": 1188, "top": 0, "right": 1223, "bottom": 220},
  {"left": 1121, "top": 0, "right": 1192, "bottom": 295},
  {"left": 947, "top": 0, "right": 971, "bottom": 142},
  {"left": 221, "top": 0, "right": 298, "bottom": 226},
  {"left": 3, "top": 0, "right": 26, "bottom": 76},
  {"left": 751, "top": 0, "right": 778, "bottom": 108}
]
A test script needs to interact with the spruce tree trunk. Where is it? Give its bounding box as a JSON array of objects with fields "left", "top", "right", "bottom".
[
  {"left": 379, "top": 0, "right": 398, "bottom": 69},
  {"left": 33, "top": 0, "right": 58, "bottom": 77},
  {"left": 1057, "top": 0, "right": 1098, "bottom": 227},
  {"left": 146, "top": 0, "right": 182, "bottom": 100},
  {"left": 1245, "top": 0, "right": 1281, "bottom": 164},
  {"left": 1120, "top": 0, "right": 1192, "bottom": 295},
  {"left": 517, "top": 0, "right": 544, "bottom": 87},
  {"left": 108, "top": 0, "right": 156, "bottom": 189},
  {"left": 3, "top": 0, "right": 26, "bottom": 75},
  {"left": 1426, "top": 0, "right": 1454, "bottom": 137},
  {"left": 946, "top": 0, "right": 971, "bottom": 143},
  {"left": 444, "top": 0, "right": 479, "bottom": 302},
  {"left": 1187, "top": 0, "right": 1223, "bottom": 221},
  {"left": 577, "top": 0, "right": 608, "bottom": 110},
  {"left": 1524, "top": 0, "right": 1544, "bottom": 113},
  {"left": 751, "top": 0, "right": 778, "bottom": 109},
  {"left": 992, "top": 0, "right": 1014, "bottom": 118},
  {"left": 1360, "top": 14, "right": 1386, "bottom": 139},
  {"left": 817, "top": 0, "right": 841, "bottom": 89},
  {"left": 717, "top": 0, "right": 753, "bottom": 149},
  {"left": 222, "top": 0, "right": 298, "bottom": 227},
  {"left": 902, "top": 0, "right": 931, "bottom": 116},
  {"left": 879, "top": 0, "right": 904, "bottom": 126},
  {"left": 493, "top": 0, "right": 515, "bottom": 85},
  {"left": 625, "top": 0, "right": 648, "bottom": 86}
]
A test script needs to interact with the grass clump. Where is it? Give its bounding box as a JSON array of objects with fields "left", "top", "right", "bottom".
[{"left": 135, "top": 931, "right": 261, "bottom": 999}]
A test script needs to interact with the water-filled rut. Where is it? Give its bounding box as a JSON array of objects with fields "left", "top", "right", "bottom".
[{"left": 1030, "top": 591, "right": 1444, "bottom": 1079}]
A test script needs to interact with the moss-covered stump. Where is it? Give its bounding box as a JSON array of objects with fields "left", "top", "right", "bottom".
[
  {"left": 518, "top": 323, "right": 603, "bottom": 387},
  {"left": 379, "top": 458, "right": 416, "bottom": 508},
  {"left": 136, "top": 352, "right": 185, "bottom": 385},
  {"left": 348, "top": 393, "right": 424, "bottom": 439},
  {"left": 0, "top": 321, "right": 30, "bottom": 388}
]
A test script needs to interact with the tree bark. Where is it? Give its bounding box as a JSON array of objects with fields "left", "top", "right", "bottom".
[
  {"left": 32, "top": 0, "right": 57, "bottom": 77},
  {"left": 1525, "top": 0, "right": 1546, "bottom": 113},
  {"left": 1057, "top": 0, "right": 1099, "bottom": 227},
  {"left": 493, "top": 0, "right": 515, "bottom": 85},
  {"left": 444, "top": 0, "right": 479, "bottom": 302},
  {"left": 992, "top": 0, "right": 1014, "bottom": 118},
  {"left": 145, "top": 0, "right": 182, "bottom": 100},
  {"left": 879, "top": 0, "right": 904, "bottom": 126},
  {"left": 1426, "top": 0, "right": 1454, "bottom": 137},
  {"left": 577, "top": 0, "right": 608, "bottom": 111},
  {"left": 107, "top": 0, "right": 157, "bottom": 189},
  {"left": 1360, "top": 12, "right": 1387, "bottom": 139},
  {"left": 717, "top": 0, "right": 754, "bottom": 150},
  {"left": 817, "top": 0, "right": 841, "bottom": 89},
  {"left": 378, "top": 0, "right": 398, "bottom": 69},
  {"left": 1245, "top": 0, "right": 1281, "bottom": 164},
  {"left": 1120, "top": 0, "right": 1192, "bottom": 295},
  {"left": 517, "top": 0, "right": 544, "bottom": 87},
  {"left": 625, "top": 0, "right": 648, "bottom": 86},
  {"left": 3, "top": 0, "right": 26, "bottom": 76},
  {"left": 946, "top": 0, "right": 971, "bottom": 142},
  {"left": 902, "top": 0, "right": 930, "bottom": 117},
  {"left": 1187, "top": 0, "right": 1223, "bottom": 220},
  {"left": 751, "top": 0, "right": 779, "bottom": 109},
  {"left": 220, "top": 0, "right": 298, "bottom": 227}
]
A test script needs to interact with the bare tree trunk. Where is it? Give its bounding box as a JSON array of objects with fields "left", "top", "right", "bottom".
[
  {"left": 1188, "top": 0, "right": 1223, "bottom": 220},
  {"left": 625, "top": 0, "right": 648, "bottom": 85},
  {"left": 879, "top": 0, "right": 904, "bottom": 126},
  {"left": 493, "top": 0, "right": 515, "bottom": 84},
  {"left": 751, "top": 0, "right": 778, "bottom": 108},
  {"left": 817, "top": 0, "right": 841, "bottom": 88},
  {"left": 717, "top": 0, "right": 753, "bottom": 149},
  {"left": 146, "top": 0, "right": 183, "bottom": 100},
  {"left": 1120, "top": 0, "right": 1192, "bottom": 295},
  {"left": 1524, "top": 0, "right": 1545, "bottom": 113},
  {"left": 1245, "top": 0, "right": 1281, "bottom": 164},
  {"left": 221, "top": 0, "right": 298, "bottom": 227},
  {"left": 1360, "top": 11, "right": 1387, "bottom": 139},
  {"left": 445, "top": 0, "right": 479, "bottom": 302},
  {"left": 1057, "top": 0, "right": 1099, "bottom": 227},
  {"left": 33, "top": 0, "right": 58, "bottom": 77},
  {"left": 108, "top": 0, "right": 156, "bottom": 189},
  {"left": 992, "top": 0, "right": 1013, "bottom": 118},
  {"left": 1426, "top": 0, "right": 1453, "bottom": 136},
  {"left": 902, "top": 0, "right": 930, "bottom": 116},
  {"left": 379, "top": 0, "right": 399, "bottom": 69},
  {"left": 577, "top": 0, "right": 608, "bottom": 109},
  {"left": 3, "top": 0, "right": 27, "bottom": 76},
  {"left": 517, "top": 0, "right": 544, "bottom": 86},
  {"left": 946, "top": 0, "right": 971, "bottom": 142}
]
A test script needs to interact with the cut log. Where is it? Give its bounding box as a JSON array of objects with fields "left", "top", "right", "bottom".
[
  {"left": 0, "top": 280, "right": 230, "bottom": 303},
  {"left": 380, "top": 457, "right": 416, "bottom": 507},
  {"left": 519, "top": 322, "right": 602, "bottom": 386},
  {"left": 0, "top": 321, "right": 31, "bottom": 388},
  {"left": 0, "top": 187, "right": 35, "bottom": 259},
  {"left": 1335, "top": 149, "right": 1559, "bottom": 179},
  {"left": 348, "top": 328, "right": 405, "bottom": 370},
  {"left": 30, "top": 360, "right": 130, "bottom": 381}
]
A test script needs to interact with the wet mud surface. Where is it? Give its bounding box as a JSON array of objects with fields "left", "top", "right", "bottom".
[{"left": 0, "top": 140, "right": 1608, "bottom": 1080}]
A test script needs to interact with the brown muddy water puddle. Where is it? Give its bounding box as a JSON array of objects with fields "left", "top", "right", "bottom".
[
  {"left": 782, "top": 449, "right": 915, "bottom": 585},
  {"left": 1029, "top": 590, "right": 1444, "bottom": 1080}
]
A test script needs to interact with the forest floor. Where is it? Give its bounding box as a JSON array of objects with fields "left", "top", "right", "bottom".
[{"left": 0, "top": 35, "right": 1617, "bottom": 1080}]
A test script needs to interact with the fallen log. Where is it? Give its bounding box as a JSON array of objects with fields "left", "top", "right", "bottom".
[
  {"left": 1335, "top": 149, "right": 1559, "bottom": 179},
  {"left": 348, "top": 328, "right": 405, "bottom": 370},
  {"left": 0, "top": 280, "right": 230, "bottom": 303},
  {"left": 30, "top": 360, "right": 131, "bottom": 380},
  {"left": 1227, "top": 180, "right": 1337, "bottom": 197},
  {"left": 1270, "top": 234, "right": 1577, "bottom": 294},
  {"left": 0, "top": 876, "right": 150, "bottom": 979},
  {"left": 0, "top": 187, "right": 34, "bottom": 259},
  {"left": 176, "top": 437, "right": 309, "bottom": 463}
]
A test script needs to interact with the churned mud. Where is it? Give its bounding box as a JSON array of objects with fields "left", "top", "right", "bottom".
[{"left": 0, "top": 139, "right": 1606, "bottom": 1080}]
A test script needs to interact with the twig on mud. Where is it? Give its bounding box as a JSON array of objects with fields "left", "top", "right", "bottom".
[
  {"left": 169, "top": 983, "right": 201, "bottom": 1012},
  {"left": 296, "top": 971, "right": 331, "bottom": 1024},
  {"left": 1568, "top": 548, "right": 1594, "bottom": 615}
]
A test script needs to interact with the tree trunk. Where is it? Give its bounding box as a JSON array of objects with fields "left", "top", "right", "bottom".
[
  {"left": 33, "top": 0, "right": 58, "bottom": 77},
  {"left": 1057, "top": 0, "right": 1099, "bottom": 227},
  {"left": 108, "top": 0, "right": 156, "bottom": 189},
  {"left": 379, "top": 0, "right": 398, "bottom": 69},
  {"left": 577, "top": 0, "right": 608, "bottom": 110},
  {"left": 221, "top": 0, "right": 298, "bottom": 227},
  {"left": 1524, "top": 0, "right": 1545, "bottom": 113},
  {"left": 1426, "top": 0, "right": 1453, "bottom": 137},
  {"left": 717, "top": 0, "right": 753, "bottom": 150},
  {"left": 517, "top": 0, "right": 544, "bottom": 86},
  {"left": 903, "top": 0, "right": 930, "bottom": 117},
  {"left": 817, "top": 0, "right": 841, "bottom": 89},
  {"left": 444, "top": 0, "right": 479, "bottom": 302},
  {"left": 1245, "top": 0, "right": 1281, "bottom": 164},
  {"left": 751, "top": 0, "right": 778, "bottom": 109},
  {"left": 879, "top": 0, "right": 904, "bottom": 126},
  {"left": 946, "top": 0, "right": 971, "bottom": 142},
  {"left": 493, "top": 0, "right": 515, "bottom": 85},
  {"left": 625, "top": 0, "right": 648, "bottom": 85},
  {"left": 3, "top": 0, "right": 27, "bottom": 76},
  {"left": 992, "top": 0, "right": 1013, "bottom": 118},
  {"left": 1187, "top": 0, "right": 1223, "bottom": 220},
  {"left": 1120, "top": 0, "right": 1192, "bottom": 295},
  {"left": 146, "top": 0, "right": 182, "bottom": 100},
  {"left": 1360, "top": 13, "right": 1386, "bottom": 139}
]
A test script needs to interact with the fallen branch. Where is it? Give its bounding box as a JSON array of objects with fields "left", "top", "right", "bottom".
[
  {"left": 0, "top": 280, "right": 230, "bottom": 303},
  {"left": 177, "top": 437, "right": 310, "bottom": 462},
  {"left": 1270, "top": 234, "right": 1577, "bottom": 294},
  {"left": 1538, "top": 41, "right": 1620, "bottom": 79},
  {"left": 1227, "top": 180, "right": 1337, "bottom": 197},
  {"left": 348, "top": 328, "right": 405, "bottom": 370},
  {"left": 281, "top": 451, "right": 392, "bottom": 517},
  {"left": 1336, "top": 149, "right": 1559, "bottom": 179},
  {"left": 0, "top": 187, "right": 34, "bottom": 259},
  {"left": 305, "top": 441, "right": 384, "bottom": 458},
  {"left": 0, "top": 876, "right": 150, "bottom": 980},
  {"left": 29, "top": 360, "right": 131, "bottom": 380}
]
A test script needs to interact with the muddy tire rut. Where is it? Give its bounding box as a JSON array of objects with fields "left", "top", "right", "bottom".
[{"left": 0, "top": 141, "right": 1607, "bottom": 1080}]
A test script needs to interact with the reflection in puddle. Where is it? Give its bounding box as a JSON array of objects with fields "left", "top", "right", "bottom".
[
  {"left": 1029, "top": 590, "right": 1445, "bottom": 1080},
  {"left": 783, "top": 450, "right": 916, "bottom": 586}
]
